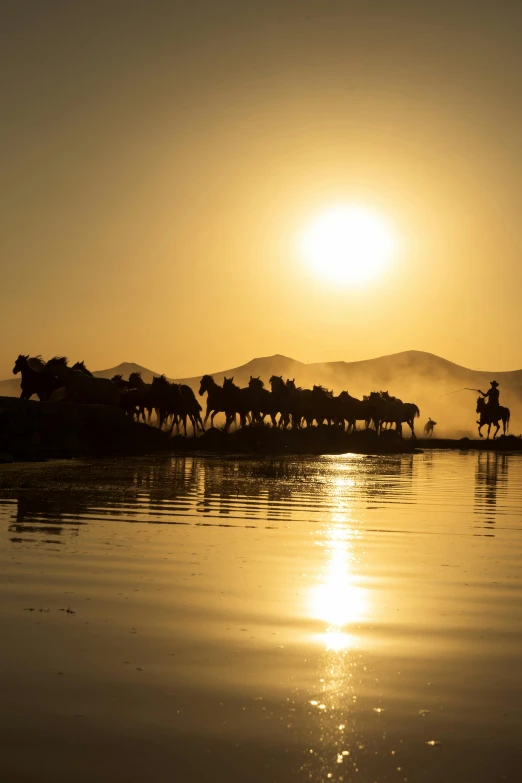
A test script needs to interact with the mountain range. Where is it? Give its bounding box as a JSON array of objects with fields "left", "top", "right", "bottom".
[{"left": 2, "top": 351, "right": 520, "bottom": 436}]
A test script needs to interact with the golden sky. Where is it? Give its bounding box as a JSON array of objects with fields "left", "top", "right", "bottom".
[{"left": 2, "top": 1, "right": 522, "bottom": 378}]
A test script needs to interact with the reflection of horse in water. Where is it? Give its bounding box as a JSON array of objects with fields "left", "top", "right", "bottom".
[
  {"left": 474, "top": 451, "right": 509, "bottom": 523},
  {"left": 476, "top": 397, "right": 510, "bottom": 439}
]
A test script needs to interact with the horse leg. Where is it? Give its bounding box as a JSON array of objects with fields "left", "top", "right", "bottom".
[
  {"left": 494, "top": 422, "right": 500, "bottom": 439},
  {"left": 410, "top": 419, "right": 416, "bottom": 439}
]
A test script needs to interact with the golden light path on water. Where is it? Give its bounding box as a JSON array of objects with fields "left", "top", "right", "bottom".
[{"left": 304, "top": 465, "right": 371, "bottom": 781}]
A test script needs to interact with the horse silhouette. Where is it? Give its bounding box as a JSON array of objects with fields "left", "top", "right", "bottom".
[
  {"left": 246, "top": 376, "right": 277, "bottom": 427},
  {"left": 128, "top": 372, "right": 154, "bottom": 422},
  {"left": 151, "top": 375, "right": 203, "bottom": 436},
  {"left": 112, "top": 374, "right": 146, "bottom": 421},
  {"left": 46, "top": 357, "right": 119, "bottom": 407},
  {"left": 338, "top": 391, "right": 373, "bottom": 433},
  {"left": 199, "top": 375, "right": 229, "bottom": 428},
  {"left": 12, "top": 354, "right": 60, "bottom": 401},
  {"left": 368, "top": 391, "right": 420, "bottom": 437},
  {"left": 476, "top": 397, "right": 510, "bottom": 439}
]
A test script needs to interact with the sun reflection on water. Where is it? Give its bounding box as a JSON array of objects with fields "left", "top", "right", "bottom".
[
  {"left": 303, "top": 493, "right": 370, "bottom": 781},
  {"left": 310, "top": 518, "right": 368, "bottom": 651}
]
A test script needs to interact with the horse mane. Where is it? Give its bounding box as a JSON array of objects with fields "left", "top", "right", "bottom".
[
  {"left": 49, "top": 356, "right": 68, "bottom": 366},
  {"left": 27, "top": 355, "right": 47, "bottom": 372},
  {"left": 112, "top": 374, "right": 123, "bottom": 382}
]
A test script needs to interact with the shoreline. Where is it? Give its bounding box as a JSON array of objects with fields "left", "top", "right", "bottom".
[{"left": 0, "top": 396, "right": 519, "bottom": 463}]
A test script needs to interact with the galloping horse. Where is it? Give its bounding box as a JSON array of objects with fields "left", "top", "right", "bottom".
[
  {"left": 199, "top": 375, "right": 228, "bottom": 428},
  {"left": 12, "top": 354, "right": 60, "bottom": 401},
  {"left": 476, "top": 397, "right": 510, "bottom": 439},
  {"left": 246, "top": 376, "right": 277, "bottom": 427},
  {"left": 112, "top": 374, "right": 145, "bottom": 420},
  {"left": 128, "top": 372, "right": 154, "bottom": 422},
  {"left": 46, "top": 357, "right": 120, "bottom": 407},
  {"left": 269, "top": 375, "right": 291, "bottom": 428}
]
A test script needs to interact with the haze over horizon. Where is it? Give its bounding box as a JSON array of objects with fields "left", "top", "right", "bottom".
[{"left": 3, "top": 1, "right": 522, "bottom": 379}]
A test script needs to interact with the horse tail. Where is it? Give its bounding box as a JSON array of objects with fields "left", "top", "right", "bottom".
[
  {"left": 414, "top": 405, "right": 420, "bottom": 418},
  {"left": 506, "top": 408, "right": 510, "bottom": 434}
]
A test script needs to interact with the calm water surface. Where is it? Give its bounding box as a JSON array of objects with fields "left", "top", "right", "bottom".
[{"left": 0, "top": 451, "right": 521, "bottom": 782}]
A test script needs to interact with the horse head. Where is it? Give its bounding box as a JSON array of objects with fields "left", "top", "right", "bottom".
[
  {"left": 128, "top": 372, "right": 143, "bottom": 389},
  {"left": 269, "top": 375, "right": 283, "bottom": 390},
  {"left": 249, "top": 376, "right": 264, "bottom": 389},
  {"left": 199, "top": 374, "right": 214, "bottom": 396},
  {"left": 12, "top": 354, "right": 29, "bottom": 374},
  {"left": 72, "top": 360, "right": 93, "bottom": 376}
]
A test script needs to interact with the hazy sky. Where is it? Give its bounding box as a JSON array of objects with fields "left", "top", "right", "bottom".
[{"left": 2, "top": 0, "right": 522, "bottom": 378}]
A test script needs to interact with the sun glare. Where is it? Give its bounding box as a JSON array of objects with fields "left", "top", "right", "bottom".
[{"left": 300, "top": 205, "right": 396, "bottom": 284}]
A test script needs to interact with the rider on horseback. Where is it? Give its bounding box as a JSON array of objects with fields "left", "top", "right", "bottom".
[{"left": 479, "top": 381, "right": 500, "bottom": 413}]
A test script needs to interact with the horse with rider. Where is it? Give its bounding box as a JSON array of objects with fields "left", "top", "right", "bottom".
[{"left": 476, "top": 380, "right": 510, "bottom": 439}]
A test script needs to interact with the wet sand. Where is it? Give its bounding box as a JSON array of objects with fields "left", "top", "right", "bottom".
[{"left": 0, "top": 452, "right": 521, "bottom": 782}]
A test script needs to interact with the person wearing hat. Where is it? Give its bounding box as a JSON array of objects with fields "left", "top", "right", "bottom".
[{"left": 479, "top": 380, "right": 500, "bottom": 411}]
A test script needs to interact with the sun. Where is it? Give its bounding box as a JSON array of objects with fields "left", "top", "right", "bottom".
[{"left": 300, "top": 205, "right": 396, "bottom": 284}]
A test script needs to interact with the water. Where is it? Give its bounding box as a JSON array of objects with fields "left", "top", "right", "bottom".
[{"left": 0, "top": 451, "right": 521, "bottom": 782}]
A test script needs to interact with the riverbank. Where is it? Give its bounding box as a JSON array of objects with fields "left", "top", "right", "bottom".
[{"left": 0, "top": 396, "right": 520, "bottom": 462}]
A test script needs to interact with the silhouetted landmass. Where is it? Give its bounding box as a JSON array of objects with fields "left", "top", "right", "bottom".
[
  {"left": 0, "top": 397, "right": 172, "bottom": 462},
  {"left": 0, "top": 396, "right": 520, "bottom": 463}
]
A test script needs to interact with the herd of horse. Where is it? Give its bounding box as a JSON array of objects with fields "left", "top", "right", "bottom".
[
  {"left": 12, "top": 354, "right": 421, "bottom": 437},
  {"left": 11, "top": 354, "right": 511, "bottom": 439}
]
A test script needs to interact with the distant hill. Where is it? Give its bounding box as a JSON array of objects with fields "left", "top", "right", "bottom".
[
  {"left": 1, "top": 350, "right": 521, "bottom": 436},
  {"left": 93, "top": 362, "right": 166, "bottom": 384}
]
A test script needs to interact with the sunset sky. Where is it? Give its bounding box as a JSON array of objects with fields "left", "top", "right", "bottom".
[{"left": 2, "top": 1, "right": 522, "bottom": 379}]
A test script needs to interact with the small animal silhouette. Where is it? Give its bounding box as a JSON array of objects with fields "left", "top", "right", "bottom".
[{"left": 423, "top": 418, "right": 436, "bottom": 437}]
